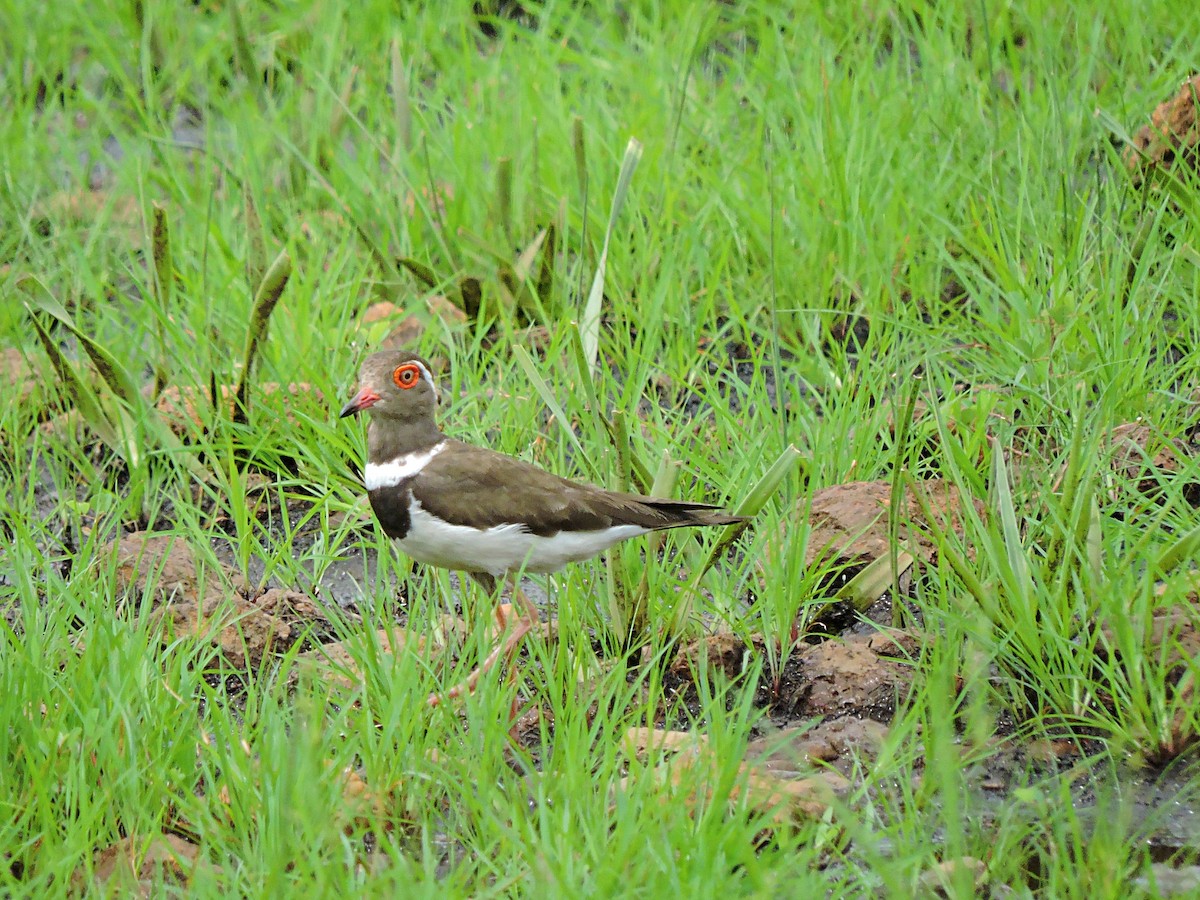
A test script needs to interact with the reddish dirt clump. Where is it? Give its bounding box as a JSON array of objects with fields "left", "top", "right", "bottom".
[{"left": 1126, "top": 74, "right": 1200, "bottom": 186}]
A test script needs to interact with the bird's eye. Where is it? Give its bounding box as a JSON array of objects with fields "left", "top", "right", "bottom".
[{"left": 393, "top": 364, "right": 420, "bottom": 389}]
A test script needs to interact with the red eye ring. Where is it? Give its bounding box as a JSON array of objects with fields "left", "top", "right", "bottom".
[{"left": 393, "top": 363, "right": 420, "bottom": 389}]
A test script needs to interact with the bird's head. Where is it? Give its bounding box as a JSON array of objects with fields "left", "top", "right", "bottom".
[{"left": 340, "top": 350, "right": 440, "bottom": 423}]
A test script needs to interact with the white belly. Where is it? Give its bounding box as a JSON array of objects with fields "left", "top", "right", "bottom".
[{"left": 397, "top": 499, "right": 648, "bottom": 577}]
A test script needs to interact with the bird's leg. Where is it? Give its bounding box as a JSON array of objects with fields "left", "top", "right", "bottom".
[
  {"left": 426, "top": 573, "right": 540, "bottom": 708},
  {"left": 509, "top": 578, "right": 540, "bottom": 632}
]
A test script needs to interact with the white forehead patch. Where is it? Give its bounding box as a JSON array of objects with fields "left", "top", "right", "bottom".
[
  {"left": 365, "top": 441, "right": 446, "bottom": 490},
  {"left": 412, "top": 359, "right": 439, "bottom": 404}
]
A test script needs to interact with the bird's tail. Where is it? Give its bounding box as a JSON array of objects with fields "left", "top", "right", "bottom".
[{"left": 637, "top": 498, "right": 746, "bottom": 531}]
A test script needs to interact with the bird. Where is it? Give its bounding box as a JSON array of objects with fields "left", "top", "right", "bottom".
[{"left": 340, "top": 349, "right": 745, "bottom": 705}]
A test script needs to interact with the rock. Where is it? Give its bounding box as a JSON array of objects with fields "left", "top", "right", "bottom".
[
  {"left": 1097, "top": 603, "right": 1200, "bottom": 761},
  {"left": 867, "top": 629, "right": 923, "bottom": 659},
  {"left": 1105, "top": 421, "right": 1198, "bottom": 504},
  {"left": 73, "top": 833, "right": 216, "bottom": 896},
  {"left": 669, "top": 632, "right": 750, "bottom": 681},
  {"left": 916, "top": 856, "right": 987, "bottom": 897},
  {"left": 617, "top": 726, "right": 849, "bottom": 825},
  {"left": 1126, "top": 74, "right": 1200, "bottom": 187},
  {"left": 748, "top": 717, "right": 889, "bottom": 775},
  {"left": 109, "top": 531, "right": 292, "bottom": 669},
  {"left": 111, "top": 531, "right": 247, "bottom": 605},
  {"left": 2, "top": 347, "right": 42, "bottom": 409},
  {"left": 154, "top": 382, "right": 318, "bottom": 433},
  {"left": 670, "top": 631, "right": 911, "bottom": 721},
  {"left": 1130, "top": 863, "right": 1200, "bottom": 898},
  {"left": 383, "top": 294, "right": 468, "bottom": 348},
  {"left": 801, "top": 479, "right": 980, "bottom": 571},
  {"left": 149, "top": 596, "right": 289, "bottom": 670},
  {"left": 296, "top": 614, "right": 477, "bottom": 690},
  {"left": 790, "top": 635, "right": 909, "bottom": 721}
]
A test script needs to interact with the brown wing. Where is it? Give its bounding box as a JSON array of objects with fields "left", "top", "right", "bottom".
[{"left": 411, "top": 440, "right": 743, "bottom": 536}]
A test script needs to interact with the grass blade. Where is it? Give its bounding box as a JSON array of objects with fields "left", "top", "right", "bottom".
[
  {"left": 21, "top": 277, "right": 139, "bottom": 405},
  {"left": 234, "top": 249, "right": 291, "bottom": 424},
  {"left": 572, "top": 115, "right": 587, "bottom": 201},
  {"left": 889, "top": 376, "right": 921, "bottom": 624},
  {"left": 603, "top": 409, "right": 652, "bottom": 493},
  {"left": 23, "top": 281, "right": 208, "bottom": 480},
  {"left": 567, "top": 322, "right": 603, "bottom": 415},
  {"left": 397, "top": 257, "right": 438, "bottom": 289},
  {"left": 1152, "top": 521, "right": 1200, "bottom": 579},
  {"left": 229, "top": 0, "right": 259, "bottom": 95},
  {"left": 242, "top": 183, "right": 266, "bottom": 291},
  {"left": 536, "top": 221, "right": 556, "bottom": 306},
  {"left": 497, "top": 156, "right": 513, "bottom": 243},
  {"left": 669, "top": 444, "right": 804, "bottom": 637},
  {"left": 151, "top": 202, "right": 174, "bottom": 308},
  {"left": 390, "top": 37, "right": 412, "bottom": 153},
  {"left": 511, "top": 344, "right": 592, "bottom": 476},
  {"left": 836, "top": 549, "right": 914, "bottom": 615},
  {"left": 581, "top": 137, "right": 642, "bottom": 374},
  {"left": 26, "top": 306, "right": 123, "bottom": 454},
  {"left": 610, "top": 408, "right": 633, "bottom": 492},
  {"left": 624, "top": 449, "right": 682, "bottom": 643},
  {"left": 150, "top": 201, "right": 174, "bottom": 395},
  {"left": 700, "top": 443, "right": 805, "bottom": 574},
  {"left": 990, "top": 436, "right": 1031, "bottom": 592},
  {"left": 512, "top": 228, "right": 547, "bottom": 282},
  {"left": 509, "top": 227, "right": 550, "bottom": 321},
  {"left": 905, "top": 470, "right": 997, "bottom": 618}
]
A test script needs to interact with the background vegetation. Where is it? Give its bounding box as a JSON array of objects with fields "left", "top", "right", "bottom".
[{"left": 3, "top": 1, "right": 1200, "bottom": 895}]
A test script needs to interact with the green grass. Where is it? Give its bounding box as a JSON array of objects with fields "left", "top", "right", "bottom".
[{"left": 4, "top": 0, "right": 1200, "bottom": 895}]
